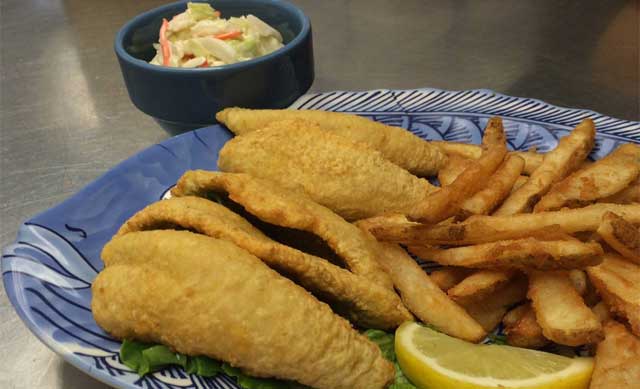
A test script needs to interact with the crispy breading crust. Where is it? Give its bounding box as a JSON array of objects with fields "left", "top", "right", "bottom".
[
  {"left": 116, "top": 196, "right": 411, "bottom": 329},
  {"left": 93, "top": 231, "right": 395, "bottom": 389},
  {"left": 171, "top": 170, "right": 394, "bottom": 290},
  {"left": 217, "top": 121, "right": 438, "bottom": 221},
  {"left": 216, "top": 108, "right": 447, "bottom": 176}
]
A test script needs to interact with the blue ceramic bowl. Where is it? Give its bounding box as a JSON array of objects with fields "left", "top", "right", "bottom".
[{"left": 115, "top": 0, "right": 314, "bottom": 132}]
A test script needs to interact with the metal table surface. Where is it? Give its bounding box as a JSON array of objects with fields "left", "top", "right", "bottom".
[{"left": 1, "top": 0, "right": 638, "bottom": 387}]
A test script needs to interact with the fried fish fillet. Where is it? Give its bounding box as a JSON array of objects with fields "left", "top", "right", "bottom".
[
  {"left": 93, "top": 231, "right": 394, "bottom": 389},
  {"left": 216, "top": 121, "right": 438, "bottom": 220},
  {"left": 171, "top": 170, "right": 394, "bottom": 290},
  {"left": 590, "top": 320, "right": 640, "bottom": 389},
  {"left": 116, "top": 196, "right": 411, "bottom": 329},
  {"left": 216, "top": 107, "right": 447, "bottom": 176}
]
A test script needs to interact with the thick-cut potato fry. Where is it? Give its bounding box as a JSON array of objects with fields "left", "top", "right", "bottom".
[
  {"left": 495, "top": 119, "right": 596, "bottom": 215},
  {"left": 457, "top": 155, "right": 525, "bottom": 219},
  {"left": 528, "top": 271, "right": 603, "bottom": 346},
  {"left": 407, "top": 117, "right": 507, "bottom": 223},
  {"left": 599, "top": 177, "right": 640, "bottom": 204},
  {"left": 409, "top": 238, "right": 603, "bottom": 271},
  {"left": 592, "top": 302, "right": 611, "bottom": 323},
  {"left": 569, "top": 269, "right": 588, "bottom": 296},
  {"left": 535, "top": 143, "right": 640, "bottom": 211},
  {"left": 437, "top": 155, "right": 472, "bottom": 186},
  {"left": 590, "top": 320, "right": 640, "bottom": 389},
  {"left": 216, "top": 108, "right": 448, "bottom": 176},
  {"left": 460, "top": 276, "right": 528, "bottom": 332},
  {"left": 365, "top": 241, "right": 486, "bottom": 342},
  {"left": 587, "top": 254, "right": 640, "bottom": 336},
  {"left": 428, "top": 267, "right": 473, "bottom": 291},
  {"left": 447, "top": 270, "right": 514, "bottom": 305},
  {"left": 503, "top": 304, "right": 529, "bottom": 327},
  {"left": 504, "top": 304, "right": 549, "bottom": 349},
  {"left": 596, "top": 212, "right": 640, "bottom": 264},
  {"left": 433, "top": 141, "right": 543, "bottom": 175},
  {"left": 371, "top": 203, "right": 640, "bottom": 246}
]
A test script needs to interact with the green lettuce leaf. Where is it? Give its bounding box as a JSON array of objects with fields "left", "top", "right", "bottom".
[{"left": 364, "top": 329, "right": 417, "bottom": 389}]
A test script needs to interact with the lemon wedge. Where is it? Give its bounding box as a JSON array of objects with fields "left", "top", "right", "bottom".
[{"left": 395, "top": 322, "right": 593, "bottom": 389}]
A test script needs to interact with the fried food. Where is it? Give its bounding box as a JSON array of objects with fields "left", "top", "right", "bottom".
[
  {"left": 117, "top": 196, "right": 411, "bottom": 329},
  {"left": 592, "top": 302, "right": 611, "bottom": 323},
  {"left": 217, "top": 121, "right": 438, "bottom": 221},
  {"left": 409, "top": 238, "right": 603, "bottom": 271},
  {"left": 172, "top": 170, "right": 394, "bottom": 289},
  {"left": 458, "top": 154, "right": 525, "bottom": 219},
  {"left": 528, "top": 271, "right": 603, "bottom": 346},
  {"left": 459, "top": 276, "right": 528, "bottom": 332},
  {"left": 432, "top": 141, "right": 543, "bottom": 175},
  {"left": 93, "top": 231, "right": 394, "bottom": 389},
  {"left": 216, "top": 108, "right": 447, "bottom": 176},
  {"left": 406, "top": 117, "right": 508, "bottom": 223},
  {"left": 599, "top": 177, "right": 640, "bottom": 204},
  {"left": 596, "top": 212, "right": 640, "bottom": 264},
  {"left": 535, "top": 143, "right": 640, "bottom": 211},
  {"left": 569, "top": 269, "right": 588, "bottom": 296},
  {"left": 589, "top": 320, "right": 640, "bottom": 389},
  {"left": 503, "top": 304, "right": 529, "bottom": 327},
  {"left": 428, "top": 267, "right": 473, "bottom": 291},
  {"left": 437, "top": 155, "right": 472, "bottom": 186},
  {"left": 446, "top": 270, "right": 515, "bottom": 305},
  {"left": 587, "top": 254, "right": 640, "bottom": 336},
  {"left": 359, "top": 239, "right": 486, "bottom": 342},
  {"left": 504, "top": 304, "right": 549, "bottom": 349},
  {"left": 495, "top": 119, "right": 596, "bottom": 215},
  {"left": 371, "top": 203, "right": 640, "bottom": 246}
]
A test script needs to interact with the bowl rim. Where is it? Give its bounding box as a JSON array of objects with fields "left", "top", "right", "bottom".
[{"left": 114, "top": 0, "right": 311, "bottom": 75}]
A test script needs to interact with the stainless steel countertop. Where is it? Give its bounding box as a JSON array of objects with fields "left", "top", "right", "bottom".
[{"left": 1, "top": 0, "right": 638, "bottom": 387}]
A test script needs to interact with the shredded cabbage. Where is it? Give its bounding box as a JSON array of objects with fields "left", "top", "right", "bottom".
[{"left": 149, "top": 2, "right": 284, "bottom": 68}]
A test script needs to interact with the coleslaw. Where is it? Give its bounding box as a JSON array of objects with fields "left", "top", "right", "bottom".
[{"left": 149, "top": 2, "right": 284, "bottom": 68}]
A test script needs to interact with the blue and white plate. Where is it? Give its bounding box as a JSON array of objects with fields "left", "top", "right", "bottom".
[{"left": 3, "top": 89, "right": 639, "bottom": 389}]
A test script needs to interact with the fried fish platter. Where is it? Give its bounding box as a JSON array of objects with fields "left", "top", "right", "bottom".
[
  {"left": 117, "top": 196, "right": 411, "bottom": 329},
  {"left": 216, "top": 107, "right": 447, "bottom": 176},
  {"left": 93, "top": 230, "right": 394, "bottom": 389},
  {"left": 171, "top": 170, "right": 394, "bottom": 289},
  {"left": 217, "top": 120, "right": 438, "bottom": 221}
]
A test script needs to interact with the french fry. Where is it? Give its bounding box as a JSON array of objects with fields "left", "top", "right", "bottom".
[
  {"left": 587, "top": 254, "right": 640, "bottom": 336},
  {"left": 503, "top": 304, "right": 529, "bottom": 327},
  {"left": 408, "top": 117, "right": 507, "bottom": 223},
  {"left": 504, "top": 304, "right": 549, "bottom": 349},
  {"left": 590, "top": 320, "right": 640, "bottom": 389},
  {"left": 568, "top": 269, "right": 588, "bottom": 296},
  {"left": 512, "top": 175, "right": 528, "bottom": 192},
  {"left": 457, "top": 155, "right": 525, "bottom": 219},
  {"left": 596, "top": 212, "right": 640, "bottom": 264},
  {"left": 370, "top": 203, "right": 640, "bottom": 246},
  {"left": 429, "top": 267, "right": 473, "bottom": 291},
  {"left": 528, "top": 271, "right": 603, "bottom": 346},
  {"left": 494, "top": 119, "right": 596, "bottom": 215},
  {"left": 447, "top": 270, "right": 515, "bottom": 305},
  {"left": 460, "top": 276, "right": 528, "bottom": 332},
  {"left": 433, "top": 141, "right": 543, "bottom": 175},
  {"left": 437, "top": 155, "right": 472, "bottom": 186},
  {"left": 409, "top": 238, "right": 603, "bottom": 271},
  {"left": 370, "top": 241, "right": 486, "bottom": 342},
  {"left": 591, "top": 301, "right": 611, "bottom": 323},
  {"left": 599, "top": 177, "right": 640, "bottom": 204},
  {"left": 535, "top": 143, "right": 640, "bottom": 212}
]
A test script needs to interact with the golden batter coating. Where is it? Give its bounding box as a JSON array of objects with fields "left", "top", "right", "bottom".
[
  {"left": 117, "top": 196, "right": 412, "bottom": 329},
  {"left": 93, "top": 231, "right": 394, "bottom": 389}
]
